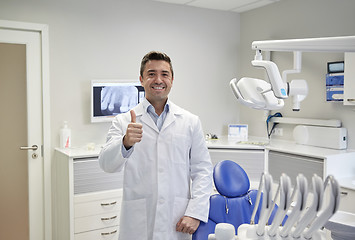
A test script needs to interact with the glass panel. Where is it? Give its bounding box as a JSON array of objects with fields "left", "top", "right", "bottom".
[{"left": 0, "top": 43, "right": 29, "bottom": 240}]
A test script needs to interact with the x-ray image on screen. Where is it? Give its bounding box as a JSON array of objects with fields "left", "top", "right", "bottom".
[{"left": 91, "top": 80, "right": 145, "bottom": 122}]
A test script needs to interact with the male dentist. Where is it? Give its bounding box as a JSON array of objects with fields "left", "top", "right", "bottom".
[{"left": 99, "top": 51, "right": 213, "bottom": 240}]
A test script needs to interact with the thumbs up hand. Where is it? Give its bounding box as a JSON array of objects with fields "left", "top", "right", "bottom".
[
  {"left": 130, "top": 109, "right": 137, "bottom": 123},
  {"left": 123, "top": 110, "right": 143, "bottom": 149}
]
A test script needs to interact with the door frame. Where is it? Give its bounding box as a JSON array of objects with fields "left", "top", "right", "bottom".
[{"left": 0, "top": 20, "right": 51, "bottom": 240}]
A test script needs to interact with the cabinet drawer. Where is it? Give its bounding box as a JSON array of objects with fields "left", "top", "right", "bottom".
[
  {"left": 75, "top": 226, "right": 119, "bottom": 240},
  {"left": 73, "top": 157, "right": 123, "bottom": 194},
  {"left": 268, "top": 151, "right": 323, "bottom": 184},
  {"left": 74, "top": 189, "right": 123, "bottom": 218},
  {"left": 74, "top": 212, "right": 120, "bottom": 233},
  {"left": 75, "top": 197, "right": 121, "bottom": 218}
]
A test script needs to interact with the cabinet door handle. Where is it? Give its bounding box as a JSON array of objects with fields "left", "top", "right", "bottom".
[
  {"left": 341, "top": 191, "right": 348, "bottom": 196},
  {"left": 347, "top": 99, "right": 355, "bottom": 102},
  {"left": 101, "top": 215, "right": 117, "bottom": 221},
  {"left": 101, "top": 229, "right": 117, "bottom": 236},
  {"left": 101, "top": 201, "right": 117, "bottom": 206}
]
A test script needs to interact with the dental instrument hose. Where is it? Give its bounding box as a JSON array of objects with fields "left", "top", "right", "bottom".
[{"left": 266, "top": 112, "right": 282, "bottom": 139}]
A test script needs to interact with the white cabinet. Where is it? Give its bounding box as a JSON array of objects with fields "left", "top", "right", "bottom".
[
  {"left": 267, "top": 151, "right": 324, "bottom": 184},
  {"left": 74, "top": 190, "right": 121, "bottom": 237},
  {"left": 265, "top": 142, "right": 355, "bottom": 214},
  {"left": 344, "top": 52, "right": 355, "bottom": 105},
  {"left": 54, "top": 148, "right": 123, "bottom": 240},
  {"left": 339, "top": 187, "right": 355, "bottom": 213}
]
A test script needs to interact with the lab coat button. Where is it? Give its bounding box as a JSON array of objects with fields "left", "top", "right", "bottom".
[
  {"left": 159, "top": 199, "right": 165, "bottom": 204},
  {"left": 159, "top": 168, "right": 164, "bottom": 173}
]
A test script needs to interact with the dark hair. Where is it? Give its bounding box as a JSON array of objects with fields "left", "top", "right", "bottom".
[{"left": 140, "top": 51, "right": 174, "bottom": 77}]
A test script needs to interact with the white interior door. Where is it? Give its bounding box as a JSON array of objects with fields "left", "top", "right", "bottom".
[{"left": 0, "top": 26, "right": 45, "bottom": 240}]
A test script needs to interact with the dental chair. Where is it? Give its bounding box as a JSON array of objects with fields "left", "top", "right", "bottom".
[{"left": 193, "top": 160, "right": 280, "bottom": 240}]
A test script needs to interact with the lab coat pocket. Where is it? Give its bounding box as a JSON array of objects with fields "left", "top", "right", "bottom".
[
  {"left": 119, "top": 198, "right": 147, "bottom": 240},
  {"left": 172, "top": 134, "right": 190, "bottom": 164}
]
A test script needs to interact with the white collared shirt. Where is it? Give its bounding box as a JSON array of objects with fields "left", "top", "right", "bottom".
[{"left": 145, "top": 99, "right": 170, "bottom": 131}]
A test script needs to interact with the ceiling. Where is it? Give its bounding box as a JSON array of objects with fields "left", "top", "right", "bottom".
[{"left": 153, "top": 0, "right": 281, "bottom": 13}]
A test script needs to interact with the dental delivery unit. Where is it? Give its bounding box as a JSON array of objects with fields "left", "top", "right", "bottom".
[{"left": 208, "top": 173, "right": 340, "bottom": 240}]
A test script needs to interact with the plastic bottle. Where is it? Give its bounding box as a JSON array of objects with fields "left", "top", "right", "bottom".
[{"left": 60, "top": 121, "right": 71, "bottom": 148}]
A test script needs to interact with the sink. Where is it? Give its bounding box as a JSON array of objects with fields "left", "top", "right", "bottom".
[{"left": 324, "top": 211, "right": 355, "bottom": 240}]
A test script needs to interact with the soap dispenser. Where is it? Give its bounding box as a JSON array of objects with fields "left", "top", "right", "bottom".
[{"left": 60, "top": 121, "right": 71, "bottom": 148}]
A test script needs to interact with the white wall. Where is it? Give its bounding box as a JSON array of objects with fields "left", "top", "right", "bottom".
[
  {"left": 239, "top": 0, "right": 355, "bottom": 148},
  {"left": 4, "top": 0, "right": 353, "bottom": 150},
  {"left": 0, "top": 0, "right": 241, "bottom": 148}
]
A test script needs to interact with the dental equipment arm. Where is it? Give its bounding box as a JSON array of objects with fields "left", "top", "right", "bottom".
[
  {"left": 250, "top": 173, "right": 273, "bottom": 236},
  {"left": 288, "top": 79, "right": 308, "bottom": 111},
  {"left": 291, "top": 174, "right": 324, "bottom": 238},
  {"left": 237, "top": 173, "right": 340, "bottom": 240},
  {"left": 251, "top": 59, "right": 287, "bottom": 99},
  {"left": 230, "top": 78, "right": 284, "bottom": 110},
  {"left": 303, "top": 175, "right": 340, "bottom": 239},
  {"left": 231, "top": 35, "right": 355, "bottom": 111},
  {"left": 252, "top": 36, "right": 355, "bottom": 52},
  {"left": 267, "top": 174, "right": 292, "bottom": 237},
  {"left": 231, "top": 55, "right": 307, "bottom": 111},
  {"left": 278, "top": 174, "right": 308, "bottom": 237}
]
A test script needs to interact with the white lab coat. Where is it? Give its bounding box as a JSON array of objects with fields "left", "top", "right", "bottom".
[{"left": 99, "top": 100, "right": 213, "bottom": 240}]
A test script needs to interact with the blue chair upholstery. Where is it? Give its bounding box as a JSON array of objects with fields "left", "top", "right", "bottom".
[{"left": 193, "top": 160, "right": 280, "bottom": 240}]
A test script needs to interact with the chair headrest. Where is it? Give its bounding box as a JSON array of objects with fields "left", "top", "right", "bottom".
[{"left": 213, "top": 160, "right": 250, "bottom": 197}]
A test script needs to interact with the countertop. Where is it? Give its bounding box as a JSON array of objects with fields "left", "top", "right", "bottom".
[
  {"left": 56, "top": 136, "right": 355, "bottom": 159},
  {"left": 206, "top": 136, "right": 267, "bottom": 150},
  {"left": 55, "top": 146, "right": 102, "bottom": 158},
  {"left": 207, "top": 136, "right": 355, "bottom": 156},
  {"left": 56, "top": 136, "right": 355, "bottom": 191},
  {"left": 266, "top": 139, "right": 355, "bottom": 159},
  {"left": 207, "top": 136, "right": 355, "bottom": 191},
  {"left": 55, "top": 136, "right": 269, "bottom": 157}
]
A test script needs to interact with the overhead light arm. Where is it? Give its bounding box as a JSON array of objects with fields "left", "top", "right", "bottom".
[{"left": 252, "top": 36, "right": 355, "bottom": 52}]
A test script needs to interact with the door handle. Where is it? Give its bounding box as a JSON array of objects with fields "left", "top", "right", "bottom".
[{"left": 20, "top": 145, "right": 38, "bottom": 151}]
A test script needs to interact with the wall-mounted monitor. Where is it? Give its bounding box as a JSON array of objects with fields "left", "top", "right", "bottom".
[{"left": 91, "top": 79, "right": 145, "bottom": 123}]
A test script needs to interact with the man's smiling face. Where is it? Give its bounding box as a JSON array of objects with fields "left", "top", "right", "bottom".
[{"left": 140, "top": 60, "right": 173, "bottom": 104}]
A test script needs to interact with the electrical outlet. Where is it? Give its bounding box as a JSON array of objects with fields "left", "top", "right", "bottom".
[{"left": 273, "top": 128, "right": 283, "bottom": 136}]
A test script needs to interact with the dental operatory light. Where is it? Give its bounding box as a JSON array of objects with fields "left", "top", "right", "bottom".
[{"left": 230, "top": 35, "right": 355, "bottom": 111}]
